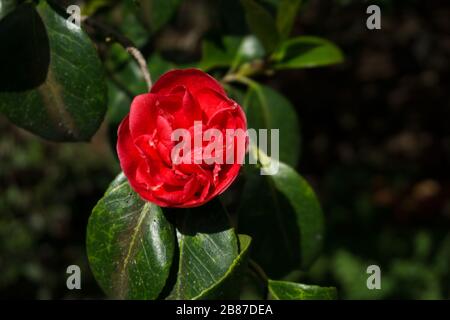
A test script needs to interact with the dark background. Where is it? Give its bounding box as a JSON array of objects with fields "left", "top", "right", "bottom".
[{"left": 1, "top": 0, "right": 449, "bottom": 299}]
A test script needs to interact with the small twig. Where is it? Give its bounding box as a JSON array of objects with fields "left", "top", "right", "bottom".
[{"left": 82, "top": 16, "right": 152, "bottom": 92}]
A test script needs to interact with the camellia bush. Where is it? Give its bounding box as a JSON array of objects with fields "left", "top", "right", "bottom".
[{"left": 0, "top": 0, "right": 344, "bottom": 299}]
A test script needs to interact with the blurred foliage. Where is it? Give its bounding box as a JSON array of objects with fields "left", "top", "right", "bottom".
[{"left": 0, "top": 118, "right": 117, "bottom": 298}]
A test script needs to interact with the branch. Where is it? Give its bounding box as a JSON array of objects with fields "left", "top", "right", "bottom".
[{"left": 82, "top": 16, "right": 152, "bottom": 92}]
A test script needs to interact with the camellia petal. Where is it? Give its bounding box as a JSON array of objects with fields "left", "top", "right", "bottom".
[{"left": 117, "top": 68, "right": 247, "bottom": 208}]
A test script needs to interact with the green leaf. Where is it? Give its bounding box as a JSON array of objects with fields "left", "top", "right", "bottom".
[
  {"left": 0, "top": 2, "right": 107, "bottom": 141},
  {"left": 195, "top": 234, "right": 252, "bottom": 299},
  {"left": 119, "top": 1, "right": 149, "bottom": 47},
  {"left": 244, "top": 83, "right": 300, "bottom": 167},
  {"left": 273, "top": 36, "right": 344, "bottom": 69},
  {"left": 268, "top": 160, "right": 325, "bottom": 269},
  {"left": 199, "top": 36, "right": 265, "bottom": 72},
  {"left": 225, "top": 85, "right": 246, "bottom": 106},
  {"left": 167, "top": 201, "right": 240, "bottom": 300},
  {"left": 0, "top": 0, "right": 17, "bottom": 20},
  {"left": 107, "top": 80, "right": 131, "bottom": 125},
  {"left": 106, "top": 43, "right": 149, "bottom": 96},
  {"left": 238, "top": 155, "right": 324, "bottom": 277},
  {"left": 135, "top": 0, "right": 181, "bottom": 34},
  {"left": 87, "top": 173, "right": 175, "bottom": 299},
  {"left": 199, "top": 37, "right": 241, "bottom": 71},
  {"left": 148, "top": 53, "right": 175, "bottom": 80},
  {"left": 81, "top": 0, "right": 113, "bottom": 16},
  {"left": 240, "top": 0, "right": 280, "bottom": 53},
  {"left": 276, "top": 0, "right": 302, "bottom": 40},
  {"left": 268, "top": 280, "right": 337, "bottom": 300}
]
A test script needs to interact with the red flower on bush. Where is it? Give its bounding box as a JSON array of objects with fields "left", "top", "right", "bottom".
[{"left": 117, "top": 69, "right": 247, "bottom": 208}]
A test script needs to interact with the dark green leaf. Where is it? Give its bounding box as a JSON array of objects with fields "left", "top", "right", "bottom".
[
  {"left": 106, "top": 43, "right": 149, "bottom": 96},
  {"left": 81, "top": 0, "right": 113, "bottom": 16},
  {"left": 87, "top": 173, "right": 175, "bottom": 299},
  {"left": 238, "top": 156, "right": 324, "bottom": 277},
  {"left": 268, "top": 280, "right": 337, "bottom": 300},
  {"left": 225, "top": 85, "right": 246, "bottom": 106},
  {"left": 244, "top": 83, "right": 300, "bottom": 167},
  {"left": 268, "top": 159, "right": 325, "bottom": 269},
  {"left": 167, "top": 201, "right": 240, "bottom": 299},
  {"left": 273, "top": 36, "right": 344, "bottom": 69},
  {"left": 199, "top": 36, "right": 265, "bottom": 72},
  {"left": 240, "top": 0, "right": 280, "bottom": 53},
  {"left": 148, "top": 53, "right": 175, "bottom": 80},
  {"left": 195, "top": 234, "right": 252, "bottom": 299},
  {"left": 136, "top": 0, "right": 181, "bottom": 34},
  {"left": 276, "top": 0, "right": 302, "bottom": 39},
  {"left": 107, "top": 80, "right": 131, "bottom": 125},
  {"left": 0, "top": 0, "right": 17, "bottom": 20},
  {"left": 0, "top": 2, "right": 107, "bottom": 141},
  {"left": 199, "top": 37, "right": 242, "bottom": 71}
]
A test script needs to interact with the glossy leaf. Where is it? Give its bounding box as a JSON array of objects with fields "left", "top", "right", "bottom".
[
  {"left": 240, "top": 0, "right": 280, "bottom": 53},
  {"left": 268, "top": 159, "right": 325, "bottom": 269},
  {"left": 244, "top": 83, "right": 300, "bottom": 167},
  {"left": 195, "top": 234, "right": 252, "bottom": 300},
  {"left": 238, "top": 155, "right": 324, "bottom": 277},
  {"left": 269, "top": 280, "right": 337, "bottom": 300},
  {"left": 0, "top": 2, "right": 107, "bottom": 141},
  {"left": 276, "top": 0, "right": 302, "bottom": 40},
  {"left": 87, "top": 173, "right": 175, "bottom": 299},
  {"left": 273, "top": 36, "right": 344, "bottom": 69},
  {"left": 167, "top": 201, "right": 240, "bottom": 300}
]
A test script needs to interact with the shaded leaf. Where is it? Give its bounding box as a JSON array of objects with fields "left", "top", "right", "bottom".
[
  {"left": 273, "top": 36, "right": 344, "bottom": 69},
  {"left": 244, "top": 83, "right": 300, "bottom": 167},
  {"left": 240, "top": 0, "right": 280, "bottom": 53},
  {"left": 268, "top": 280, "right": 337, "bottom": 300},
  {"left": 199, "top": 36, "right": 265, "bottom": 72},
  {"left": 87, "top": 173, "right": 175, "bottom": 299},
  {"left": 0, "top": 0, "right": 17, "bottom": 20},
  {"left": 238, "top": 155, "right": 324, "bottom": 277},
  {"left": 167, "top": 201, "right": 239, "bottom": 299},
  {"left": 0, "top": 2, "right": 107, "bottom": 141},
  {"left": 199, "top": 37, "right": 242, "bottom": 71},
  {"left": 81, "top": 0, "right": 113, "bottom": 16},
  {"left": 136, "top": 0, "right": 181, "bottom": 34},
  {"left": 106, "top": 43, "right": 148, "bottom": 96},
  {"left": 267, "top": 159, "right": 325, "bottom": 269},
  {"left": 196, "top": 234, "right": 252, "bottom": 299},
  {"left": 276, "top": 0, "right": 302, "bottom": 40},
  {"left": 148, "top": 53, "right": 175, "bottom": 80}
]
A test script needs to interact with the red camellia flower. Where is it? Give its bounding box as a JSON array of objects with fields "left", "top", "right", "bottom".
[{"left": 117, "top": 69, "right": 247, "bottom": 208}]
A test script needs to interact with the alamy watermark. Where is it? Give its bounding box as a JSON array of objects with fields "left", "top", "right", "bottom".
[
  {"left": 170, "top": 122, "right": 280, "bottom": 175},
  {"left": 366, "top": 265, "right": 381, "bottom": 290},
  {"left": 66, "top": 265, "right": 81, "bottom": 290}
]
